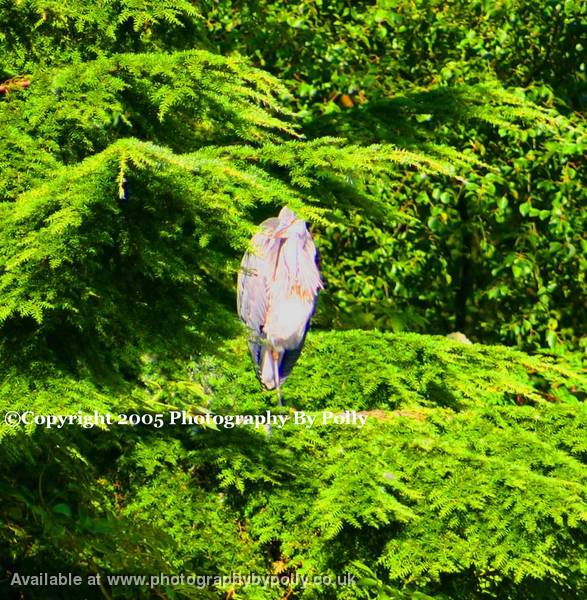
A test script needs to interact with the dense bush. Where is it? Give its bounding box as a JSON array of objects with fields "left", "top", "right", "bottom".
[
  {"left": 202, "top": 0, "right": 587, "bottom": 353},
  {"left": 203, "top": 0, "right": 586, "bottom": 111},
  {"left": 2, "top": 332, "right": 586, "bottom": 599},
  {"left": 315, "top": 119, "right": 586, "bottom": 353},
  {"left": 1, "top": 2, "right": 585, "bottom": 599}
]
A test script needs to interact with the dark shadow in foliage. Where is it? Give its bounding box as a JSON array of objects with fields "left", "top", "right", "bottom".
[
  {"left": 0, "top": 164, "right": 243, "bottom": 389},
  {"left": 0, "top": 427, "right": 173, "bottom": 600},
  {"left": 307, "top": 84, "right": 542, "bottom": 148}
]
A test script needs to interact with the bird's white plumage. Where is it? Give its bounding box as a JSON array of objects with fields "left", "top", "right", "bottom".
[
  {"left": 264, "top": 295, "right": 314, "bottom": 351},
  {"left": 236, "top": 208, "right": 322, "bottom": 397}
]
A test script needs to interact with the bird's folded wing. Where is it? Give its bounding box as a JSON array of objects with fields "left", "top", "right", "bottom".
[
  {"left": 237, "top": 234, "right": 273, "bottom": 368},
  {"left": 237, "top": 219, "right": 281, "bottom": 334}
]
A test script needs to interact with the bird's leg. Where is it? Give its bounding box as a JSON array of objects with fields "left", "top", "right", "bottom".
[{"left": 272, "top": 350, "right": 282, "bottom": 406}]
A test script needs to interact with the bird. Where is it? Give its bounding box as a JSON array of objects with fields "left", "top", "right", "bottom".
[{"left": 237, "top": 206, "right": 322, "bottom": 404}]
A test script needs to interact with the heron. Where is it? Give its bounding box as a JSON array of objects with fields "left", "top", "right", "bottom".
[{"left": 237, "top": 207, "right": 322, "bottom": 404}]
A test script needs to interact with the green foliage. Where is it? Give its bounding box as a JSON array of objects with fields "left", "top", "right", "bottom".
[
  {"left": 1, "top": 332, "right": 586, "bottom": 599},
  {"left": 0, "top": 0, "right": 206, "bottom": 72},
  {"left": 203, "top": 0, "right": 586, "bottom": 112},
  {"left": 201, "top": 331, "right": 586, "bottom": 412},
  {"left": 313, "top": 105, "right": 586, "bottom": 353},
  {"left": 3, "top": 0, "right": 585, "bottom": 355},
  {"left": 1, "top": 2, "right": 586, "bottom": 599},
  {"left": 199, "top": 0, "right": 587, "bottom": 353}
]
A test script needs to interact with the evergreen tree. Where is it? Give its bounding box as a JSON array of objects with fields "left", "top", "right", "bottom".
[{"left": 0, "top": 2, "right": 585, "bottom": 599}]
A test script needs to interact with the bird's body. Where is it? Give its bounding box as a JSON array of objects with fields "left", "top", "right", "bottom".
[{"left": 237, "top": 207, "right": 322, "bottom": 403}]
